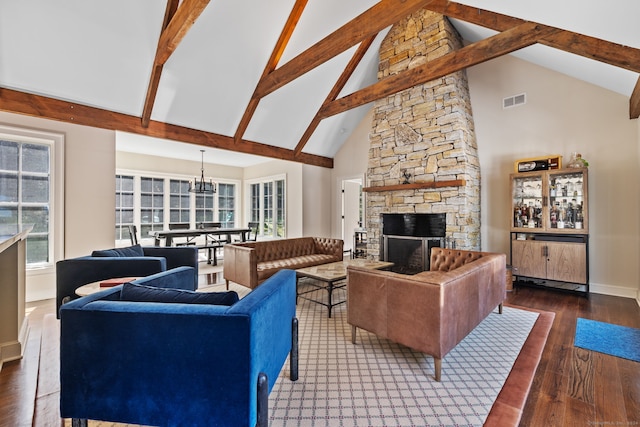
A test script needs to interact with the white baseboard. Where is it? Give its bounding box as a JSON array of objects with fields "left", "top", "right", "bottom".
[{"left": 589, "top": 281, "right": 639, "bottom": 301}]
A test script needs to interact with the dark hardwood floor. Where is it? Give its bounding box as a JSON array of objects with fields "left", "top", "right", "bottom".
[
  {"left": 507, "top": 287, "right": 640, "bottom": 426},
  {"left": 1, "top": 285, "right": 638, "bottom": 426}
]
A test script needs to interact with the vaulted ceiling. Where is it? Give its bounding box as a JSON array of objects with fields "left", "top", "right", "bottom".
[{"left": 1, "top": 0, "right": 639, "bottom": 168}]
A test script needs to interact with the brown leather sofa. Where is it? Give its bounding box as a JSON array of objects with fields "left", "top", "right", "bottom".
[
  {"left": 224, "top": 237, "right": 343, "bottom": 289},
  {"left": 347, "top": 247, "right": 506, "bottom": 381}
]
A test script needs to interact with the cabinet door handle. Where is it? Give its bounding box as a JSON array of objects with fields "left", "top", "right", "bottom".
[
  {"left": 543, "top": 196, "right": 548, "bottom": 207},
  {"left": 543, "top": 245, "right": 549, "bottom": 257}
]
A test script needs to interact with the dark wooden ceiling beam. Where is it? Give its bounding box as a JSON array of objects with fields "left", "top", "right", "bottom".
[
  {"left": 426, "top": 0, "right": 530, "bottom": 31},
  {"left": 141, "top": 0, "right": 180, "bottom": 128},
  {"left": 155, "top": 0, "right": 210, "bottom": 66},
  {"left": 426, "top": 0, "right": 640, "bottom": 74},
  {"left": 631, "top": 77, "right": 640, "bottom": 119},
  {"left": 0, "top": 88, "right": 332, "bottom": 168},
  {"left": 254, "top": 0, "right": 435, "bottom": 99},
  {"left": 294, "top": 35, "right": 377, "bottom": 157},
  {"left": 319, "top": 22, "right": 558, "bottom": 119},
  {"left": 426, "top": 0, "right": 640, "bottom": 118},
  {"left": 234, "top": 0, "right": 309, "bottom": 144}
]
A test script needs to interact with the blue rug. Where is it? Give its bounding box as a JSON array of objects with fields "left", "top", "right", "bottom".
[{"left": 575, "top": 318, "right": 640, "bottom": 363}]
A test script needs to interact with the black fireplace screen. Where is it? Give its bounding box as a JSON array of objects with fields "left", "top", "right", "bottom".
[
  {"left": 382, "top": 213, "right": 446, "bottom": 238},
  {"left": 381, "top": 213, "right": 446, "bottom": 274}
]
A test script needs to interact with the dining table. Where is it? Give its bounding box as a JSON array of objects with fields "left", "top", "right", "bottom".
[{"left": 153, "top": 227, "right": 251, "bottom": 247}]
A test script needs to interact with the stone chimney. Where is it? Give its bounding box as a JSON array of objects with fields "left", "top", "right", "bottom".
[{"left": 366, "top": 9, "right": 480, "bottom": 259}]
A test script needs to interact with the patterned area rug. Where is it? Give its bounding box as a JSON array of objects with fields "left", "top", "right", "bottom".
[
  {"left": 270, "top": 284, "right": 539, "bottom": 427},
  {"left": 61, "top": 281, "right": 544, "bottom": 426}
]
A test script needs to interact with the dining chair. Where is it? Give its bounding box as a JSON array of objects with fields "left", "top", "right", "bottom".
[
  {"left": 200, "top": 222, "right": 223, "bottom": 263},
  {"left": 233, "top": 222, "right": 259, "bottom": 243},
  {"left": 200, "top": 221, "right": 221, "bottom": 229},
  {"left": 127, "top": 225, "right": 139, "bottom": 245},
  {"left": 247, "top": 222, "right": 259, "bottom": 241},
  {"left": 168, "top": 223, "right": 195, "bottom": 246}
]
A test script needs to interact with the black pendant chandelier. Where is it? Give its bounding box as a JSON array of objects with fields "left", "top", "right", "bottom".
[{"left": 188, "top": 149, "right": 216, "bottom": 194}]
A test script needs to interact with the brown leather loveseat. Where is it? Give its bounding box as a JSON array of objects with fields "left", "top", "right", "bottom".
[
  {"left": 347, "top": 247, "right": 506, "bottom": 381},
  {"left": 224, "top": 237, "right": 343, "bottom": 289}
]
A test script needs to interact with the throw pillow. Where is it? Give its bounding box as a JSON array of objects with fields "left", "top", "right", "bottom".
[
  {"left": 120, "top": 282, "right": 239, "bottom": 306},
  {"left": 92, "top": 244, "right": 145, "bottom": 257}
]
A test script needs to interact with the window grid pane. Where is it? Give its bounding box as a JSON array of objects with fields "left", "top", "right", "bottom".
[
  {"left": 0, "top": 140, "right": 51, "bottom": 265},
  {"left": 218, "top": 183, "right": 235, "bottom": 228},
  {"left": 195, "top": 193, "right": 214, "bottom": 223},
  {"left": 140, "top": 177, "right": 164, "bottom": 239},
  {"left": 263, "top": 182, "right": 273, "bottom": 236},
  {"left": 250, "top": 184, "right": 260, "bottom": 224},
  {"left": 276, "top": 179, "right": 285, "bottom": 238},
  {"left": 115, "top": 175, "right": 134, "bottom": 240},
  {"left": 169, "top": 179, "right": 191, "bottom": 226}
]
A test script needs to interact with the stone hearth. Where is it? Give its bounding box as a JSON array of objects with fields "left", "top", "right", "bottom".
[{"left": 365, "top": 9, "right": 480, "bottom": 261}]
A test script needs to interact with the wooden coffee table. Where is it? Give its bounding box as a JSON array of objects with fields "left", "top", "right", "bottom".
[{"left": 296, "top": 259, "right": 393, "bottom": 318}]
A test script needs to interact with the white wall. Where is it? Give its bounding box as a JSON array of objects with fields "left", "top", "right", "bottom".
[
  {"left": 116, "top": 151, "right": 244, "bottom": 180},
  {"left": 637, "top": 116, "right": 640, "bottom": 304},
  {"left": 468, "top": 55, "right": 639, "bottom": 298},
  {"left": 302, "top": 165, "right": 332, "bottom": 237},
  {"left": 331, "top": 109, "right": 372, "bottom": 240},
  {"left": 0, "top": 111, "right": 115, "bottom": 301}
]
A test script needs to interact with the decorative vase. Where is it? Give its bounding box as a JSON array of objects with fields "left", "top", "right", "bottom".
[{"left": 567, "top": 152, "right": 588, "bottom": 168}]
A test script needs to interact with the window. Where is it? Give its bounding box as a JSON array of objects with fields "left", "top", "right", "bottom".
[
  {"left": 247, "top": 176, "right": 286, "bottom": 239},
  {"left": 114, "top": 170, "right": 240, "bottom": 244},
  {"left": 169, "top": 179, "right": 190, "bottom": 225},
  {"left": 218, "top": 183, "right": 235, "bottom": 228},
  {"left": 115, "top": 175, "right": 134, "bottom": 241},
  {"left": 140, "top": 177, "right": 164, "bottom": 240},
  {"left": 0, "top": 126, "right": 63, "bottom": 269},
  {"left": 276, "top": 179, "right": 285, "bottom": 238},
  {"left": 249, "top": 183, "right": 260, "bottom": 224},
  {"left": 263, "top": 182, "right": 273, "bottom": 236}
]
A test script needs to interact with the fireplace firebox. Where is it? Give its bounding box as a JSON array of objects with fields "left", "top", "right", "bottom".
[{"left": 381, "top": 213, "right": 446, "bottom": 274}]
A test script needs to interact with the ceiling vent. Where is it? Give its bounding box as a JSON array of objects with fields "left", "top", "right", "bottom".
[{"left": 503, "top": 93, "right": 527, "bottom": 109}]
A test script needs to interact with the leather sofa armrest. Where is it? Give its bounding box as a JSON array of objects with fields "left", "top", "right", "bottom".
[
  {"left": 224, "top": 244, "right": 258, "bottom": 288},
  {"left": 313, "top": 237, "right": 344, "bottom": 260}
]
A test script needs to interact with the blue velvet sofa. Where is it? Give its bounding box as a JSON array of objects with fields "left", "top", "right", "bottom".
[
  {"left": 59, "top": 268, "right": 299, "bottom": 427},
  {"left": 55, "top": 244, "right": 199, "bottom": 317}
]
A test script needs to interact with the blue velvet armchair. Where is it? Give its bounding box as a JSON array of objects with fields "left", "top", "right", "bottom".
[
  {"left": 59, "top": 268, "right": 299, "bottom": 427},
  {"left": 55, "top": 244, "right": 199, "bottom": 317}
]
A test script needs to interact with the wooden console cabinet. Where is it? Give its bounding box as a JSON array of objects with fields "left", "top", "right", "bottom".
[{"left": 509, "top": 167, "right": 589, "bottom": 294}]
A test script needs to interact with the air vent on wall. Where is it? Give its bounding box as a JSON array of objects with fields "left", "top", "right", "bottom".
[{"left": 503, "top": 93, "right": 526, "bottom": 109}]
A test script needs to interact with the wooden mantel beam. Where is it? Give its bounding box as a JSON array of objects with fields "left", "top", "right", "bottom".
[
  {"left": 319, "top": 22, "right": 557, "bottom": 119},
  {"left": 0, "top": 88, "right": 333, "bottom": 168}
]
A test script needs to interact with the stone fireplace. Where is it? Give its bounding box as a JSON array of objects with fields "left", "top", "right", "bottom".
[{"left": 365, "top": 9, "right": 480, "bottom": 263}]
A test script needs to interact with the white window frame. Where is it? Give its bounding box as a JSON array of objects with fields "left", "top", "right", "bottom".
[
  {"left": 116, "top": 168, "right": 241, "bottom": 244},
  {"left": 0, "top": 124, "right": 64, "bottom": 272},
  {"left": 245, "top": 174, "right": 286, "bottom": 239}
]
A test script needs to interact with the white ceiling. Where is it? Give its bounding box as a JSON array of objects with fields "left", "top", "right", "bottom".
[{"left": 1, "top": 1, "right": 638, "bottom": 167}]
